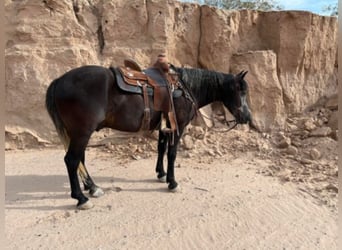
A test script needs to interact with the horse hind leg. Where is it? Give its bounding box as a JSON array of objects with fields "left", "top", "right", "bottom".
[
  {"left": 64, "top": 137, "right": 94, "bottom": 209},
  {"left": 60, "top": 131, "right": 104, "bottom": 198},
  {"left": 78, "top": 155, "right": 104, "bottom": 197}
]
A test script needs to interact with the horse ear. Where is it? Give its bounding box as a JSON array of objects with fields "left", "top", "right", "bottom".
[
  {"left": 236, "top": 70, "right": 248, "bottom": 80},
  {"left": 241, "top": 70, "right": 248, "bottom": 79}
]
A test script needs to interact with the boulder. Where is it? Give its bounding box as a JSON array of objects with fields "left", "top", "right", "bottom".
[
  {"left": 230, "top": 50, "right": 285, "bottom": 132},
  {"left": 327, "top": 111, "right": 338, "bottom": 131},
  {"left": 325, "top": 93, "right": 338, "bottom": 110}
]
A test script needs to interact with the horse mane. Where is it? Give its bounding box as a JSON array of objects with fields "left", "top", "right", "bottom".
[{"left": 173, "top": 66, "right": 235, "bottom": 104}]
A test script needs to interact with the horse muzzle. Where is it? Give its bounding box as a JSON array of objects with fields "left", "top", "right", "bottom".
[{"left": 235, "top": 106, "right": 251, "bottom": 124}]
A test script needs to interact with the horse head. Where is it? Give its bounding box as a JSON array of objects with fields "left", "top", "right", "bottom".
[{"left": 222, "top": 70, "right": 251, "bottom": 124}]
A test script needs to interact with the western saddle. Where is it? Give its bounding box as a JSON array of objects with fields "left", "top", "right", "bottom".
[{"left": 113, "top": 54, "right": 181, "bottom": 135}]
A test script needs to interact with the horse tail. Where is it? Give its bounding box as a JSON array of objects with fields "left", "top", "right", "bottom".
[{"left": 45, "top": 78, "right": 70, "bottom": 150}]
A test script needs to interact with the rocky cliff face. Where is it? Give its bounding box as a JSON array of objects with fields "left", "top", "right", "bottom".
[{"left": 5, "top": 0, "right": 338, "bottom": 147}]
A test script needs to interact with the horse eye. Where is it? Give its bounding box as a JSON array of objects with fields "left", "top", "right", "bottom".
[{"left": 236, "top": 83, "right": 241, "bottom": 91}]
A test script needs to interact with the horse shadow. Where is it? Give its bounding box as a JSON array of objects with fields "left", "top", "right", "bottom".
[{"left": 5, "top": 174, "right": 169, "bottom": 210}]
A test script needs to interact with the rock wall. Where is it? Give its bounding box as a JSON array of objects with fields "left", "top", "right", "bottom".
[{"left": 5, "top": 0, "right": 338, "bottom": 147}]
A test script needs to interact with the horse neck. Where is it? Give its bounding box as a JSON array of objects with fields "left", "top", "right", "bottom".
[{"left": 179, "top": 68, "right": 227, "bottom": 108}]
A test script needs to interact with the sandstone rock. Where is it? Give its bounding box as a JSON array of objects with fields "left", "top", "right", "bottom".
[
  {"left": 325, "top": 184, "right": 338, "bottom": 193},
  {"left": 5, "top": 126, "right": 51, "bottom": 149},
  {"left": 310, "top": 127, "right": 332, "bottom": 137},
  {"left": 310, "top": 148, "right": 321, "bottom": 160},
  {"left": 286, "top": 146, "right": 298, "bottom": 156},
  {"left": 230, "top": 50, "right": 285, "bottom": 132},
  {"left": 272, "top": 12, "right": 338, "bottom": 113},
  {"left": 285, "top": 123, "right": 298, "bottom": 132},
  {"left": 195, "top": 105, "right": 214, "bottom": 128},
  {"left": 205, "top": 149, "right": 216, "bottom": 157},
  {"left": 4, "top": 0, "right": 338, "bottom": 147},
  {"left": 189, "top": 126, "right": 206, "bottom": 140},
  {"left": 182, "top": 135, "right": 194, "bottom": 150},
  {"left": 214, "top": 149, "right": 223, "bottom": 156},
  {"left": 274, "top": 132, "right": 291, "bottom": 149},
  {"left": 300, "top": 158, "right": 313, "bottom": 165},
  {"left": 324, "top": 93, "right": 338, "bottom": 110},
  {"left": 330, "top": 130, "right": 338, "bottom": 141},
  {"left": 327, "top": 111, "right": 338, "bottom": 130},
  {"left": 303, "top": 118, "right": 316, "bottom": 131},
  {"left": 277, "top": 137, "right": 291, "bottom": 149}
]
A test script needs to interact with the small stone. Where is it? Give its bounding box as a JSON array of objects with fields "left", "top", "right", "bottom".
[
  {"left": 280, "top": 175, "right": 290, "bottom": 182},
  {"left": 262, "top": 133, "right": 270, "bottom": 138},
  {"left": 325, "top": 184, "right": 338, "bottom": 193},
  {"left": 310, "top": 148, "right": 321, "bottom": 160},
  {"left": 184, "top": 152, "right": 192, "bottom": 158},
  {"left": 130, "top": 145, "right": 138, "bottom": 152},
  {"left": 191, "top": 126, "right": 205, "bottom": 139},
  {"left": 206, "top": 149, "right": 216, "bottom": 157},
  {"left": 215, "top": 149, "right": 223, "bottom": 156},
  {"left": 105, "top": 142, "right": 113, "bottom": 149},
  {"left": 300, "top": 158, "right": 313, "bottom": 165},
  {"left": 131, "top": 155, "right": 141, "bottom": 160},
  {"left": 259, "top": 143, "right": 270, "bottom": 151},
  {"left": 286, "top": 123, "right": 298, "bottom": 132},
  {"left": 183, "top": 135, "right": 194, "bottom": 150},
  {"left": 277, "top": 137, "right": 291, "bottom": 149},
  {"left": 286, "top": 145, "right": 298, "bottom": 155},
  {"left": 304, "top": 118, "right": 316, "bottom": 131},
  {"left": 310, "top": 127, "right": 332, "bottom": 137}
]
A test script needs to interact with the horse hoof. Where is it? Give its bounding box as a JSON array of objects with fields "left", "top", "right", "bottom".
[
  {"left": 158, "top": 175, "right": 167, "bottom": 183},
  {"left": 77, "top": 200, "right": 94, "bottom": 210},
  {"left": 168, "top": 183, "right": 179, "bottom": 192},
  {"left": 90, "top": 187, "right": 104, "bottom": 197},
  {"left": 169, "top": 186, "right": 179, "bottom": 193}
]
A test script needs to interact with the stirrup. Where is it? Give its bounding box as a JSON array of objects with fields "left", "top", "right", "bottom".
[{"left": 160, "top": 115, "right": 172, "bottom": 133}]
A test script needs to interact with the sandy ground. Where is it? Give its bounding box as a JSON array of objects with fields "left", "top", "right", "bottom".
[{"left": 5, "top": 146, "right": 337, "bottom": 250}]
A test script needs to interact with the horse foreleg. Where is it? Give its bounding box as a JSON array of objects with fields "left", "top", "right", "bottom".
[
  {"left": 155, "top": 130, "right": 168, "bottom": 182},
  {"left": 78, "top": 155, "right": 104, "bottom": 198},
  {"left": 65, "top": 139, "right": 94, "bottom": 209},
  {"left": 166, "top": 133, "right": 182, "bottom": 191}
]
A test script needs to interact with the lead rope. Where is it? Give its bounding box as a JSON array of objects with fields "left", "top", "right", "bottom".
[{"left": 200, "top": 111, "right": 238, "bottom": 132}]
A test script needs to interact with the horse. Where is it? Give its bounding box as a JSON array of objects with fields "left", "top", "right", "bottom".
[{"left": 45, "top": 63, "right": 251, "bottom": 209}]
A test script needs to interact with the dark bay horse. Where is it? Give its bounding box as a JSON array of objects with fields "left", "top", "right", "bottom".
[{"left": 45, "top": 64, "right": 251, "bottom": 209}]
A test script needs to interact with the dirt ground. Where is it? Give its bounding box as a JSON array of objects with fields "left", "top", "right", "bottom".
[{"left": 5, "top": 108, "right": 338, "bottom": 250}]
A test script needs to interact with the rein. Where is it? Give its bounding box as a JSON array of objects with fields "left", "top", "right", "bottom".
[{"left": 225, "top": 119, "right": 238, "bottom": 132}]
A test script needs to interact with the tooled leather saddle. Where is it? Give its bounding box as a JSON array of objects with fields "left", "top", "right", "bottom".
[{"left": 111, "top": 58, "right": 183, "bottom": 134}]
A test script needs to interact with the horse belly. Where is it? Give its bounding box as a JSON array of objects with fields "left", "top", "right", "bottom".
[{"left": 104, "top": 94, "right": 160, "bottom": 132}]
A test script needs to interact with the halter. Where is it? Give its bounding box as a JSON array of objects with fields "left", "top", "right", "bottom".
[{"left": 222, "top": 77, "right": 245, "bottom": 132}]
